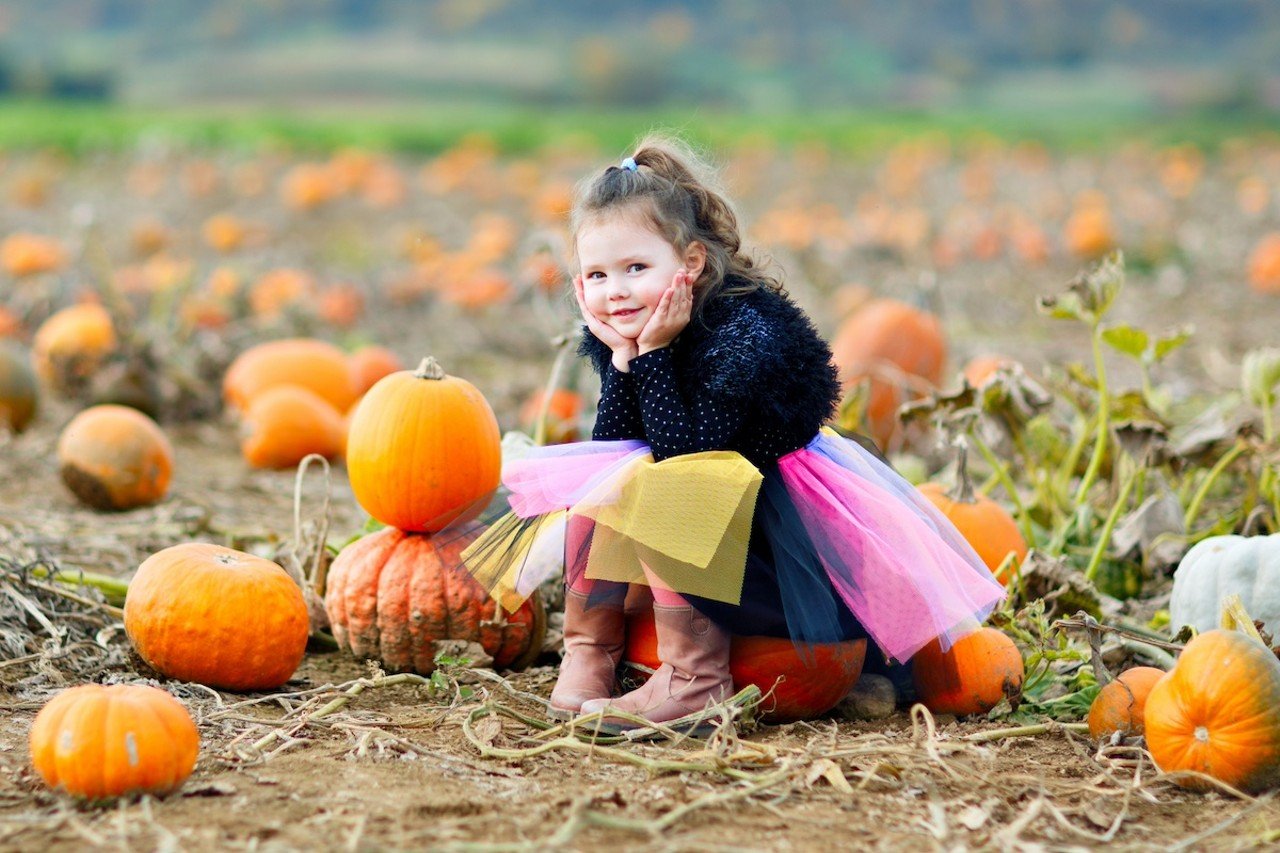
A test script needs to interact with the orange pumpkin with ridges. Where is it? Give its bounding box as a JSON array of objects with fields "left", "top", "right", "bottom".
[
  {"left": 912, "top": 627, "right": 1024, "bottom": 716},
  {"left": 124, "top": 543, "right": 309, "bottom": 691},
  {"left": 917, "top": 481, "right": 1026, "bottom": 585},
  {"left": 1144, "top": 630, "right": 1280, "bottom": 792},
  {"left": 1088, "top": 666, "right": 1165, "bottom": 741},
  {"left": 29, "top": 684, "right": 199, "bottom": 800},
  {"left": 346, "top": 357, "right": 500, "bottom": 532},
  {"left": 348, "top": 345, "right": 404, "bottom": 396},
  {"left": 325, "top": 527, "right": 546, "bottom": 674},
  {"left": 223, "top": 338, "right": 358, "bottom": 414},
  {"left": 57, "top": 405, "right": 173, "bottom": 511}
]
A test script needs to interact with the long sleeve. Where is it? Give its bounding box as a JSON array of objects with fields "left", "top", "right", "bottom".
[
  {"left": 629, "top": 347, "right": 747, "bottom": 461},
  {"left": 591, "top": 362, "right": 645, "bottom": 440}
]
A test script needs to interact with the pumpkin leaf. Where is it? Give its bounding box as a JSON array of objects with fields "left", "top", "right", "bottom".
[
  {"left": 1100, "top": 324, "right": 1149, "bottom": 360},
  {"left": 1152, "top": 325, "right": 1194, "bottom": 363},
  {"left": 1110, "top": 492, "right": 1186, "bottom": 566},
  {"left": 1242, "top": 347, "right": 1280, "bottom": 408},
  {"left": 1037, "top": 252, "right": 1125, "bottom": 326}
]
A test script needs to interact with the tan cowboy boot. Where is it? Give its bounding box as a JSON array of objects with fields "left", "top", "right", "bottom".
[
  {"left": 579, "top": 604, "right": 732, "bottom": 734},
  {"left": 548, "top": 589, "right": 626, "bottom": 720}
]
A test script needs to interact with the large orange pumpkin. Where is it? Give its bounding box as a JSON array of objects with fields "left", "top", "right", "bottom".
[
  {"left": 912, "top": 627, "right": 1024, "bottom": 716},
  {"left": 1088, "top": 666, "right": 1165, "bottom": 741},
  {"left": 124, "top": 543, "right": 309, "bottom": 691},
  {"left": 623, "top": 610, "right": 866, "bottom": 723},
  {"left": 29, "top": 684, "right": 199, "bottom": 800},
  {"left": 324, "top": 527, "right": 546, "bottom": 674},
  {"left": 0, "top": 341, "right": 38, "bottom": 433},
  {"left": 1145, "top": 630, "right": 1280, "bottom": 792},
  {"left": 223, "top": 337, "right": 357, "bottom": 414},
  {"left": 57, "top": 405, "right": 173, "bottom": 511},
  {"left": 32, "top": 302, "right": 117, "bottom": 393},
  {"left": 346, "top": 357, "right": 501, "bottom": 532},
  {"left": 240, "top": 385, "right": 347, "bottom": 469},
  {"left": 917, "top": 482, "right": 1026, "bottom": 585},
  {"left": 830, "top": 299, "right": 946, "bottom": 449}
]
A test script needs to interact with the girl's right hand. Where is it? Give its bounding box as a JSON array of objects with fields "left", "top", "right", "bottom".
[{"left": 574, "top": 275, "right": 638, "bottom": 370}]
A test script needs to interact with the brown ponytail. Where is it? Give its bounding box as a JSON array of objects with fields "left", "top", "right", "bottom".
[{"left": 570, "top": 133, "right": 783, "bottom": 315}]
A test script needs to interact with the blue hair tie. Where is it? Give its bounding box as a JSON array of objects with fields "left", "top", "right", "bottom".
[{"left": 620, "top": 157, "right": 638, "bottom": 172}]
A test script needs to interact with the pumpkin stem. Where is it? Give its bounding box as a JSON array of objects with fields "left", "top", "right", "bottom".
[
  {"left": 415, "top": 357, "right": 445, "bottom": 380},
  {"left": 949, "top": 435, "right": 977, "bottom": 504}
]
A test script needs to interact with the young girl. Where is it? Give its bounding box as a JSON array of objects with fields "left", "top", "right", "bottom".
[{"left": 462, "top": 135, "right": 1005, "bottom": 732}]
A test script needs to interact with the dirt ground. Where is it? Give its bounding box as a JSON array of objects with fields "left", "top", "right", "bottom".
[{"left": 3, "top": 407, "right": 1279, "bottom": 852}]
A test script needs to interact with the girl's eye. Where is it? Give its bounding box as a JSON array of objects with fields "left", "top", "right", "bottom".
[
  {"left": 627, "top": 263, "right": 645, "bottom": 273},
  {"left": 585, "top": 271, "right": 604, "bottom": 281}
]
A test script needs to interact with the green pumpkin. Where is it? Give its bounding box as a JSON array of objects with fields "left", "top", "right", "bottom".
[{"left": 1169, "top": 534, "right": 1280, "bottom": 634}]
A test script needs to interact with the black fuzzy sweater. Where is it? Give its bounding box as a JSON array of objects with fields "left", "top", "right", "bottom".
[{"left": 578, "top": 282, "right": 841, "bottom": 467}]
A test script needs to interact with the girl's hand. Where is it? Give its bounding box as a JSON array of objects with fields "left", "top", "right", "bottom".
[
  {"left": 574, "top": 275, "right": 638, "bottom": 370},
  {"left": 636, "top": 269, "right": 692, "bottom": 355}
]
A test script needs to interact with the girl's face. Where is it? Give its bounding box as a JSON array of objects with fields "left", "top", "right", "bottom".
[{"left": 577, "top": 213, "right": 704, "bottom": 339}]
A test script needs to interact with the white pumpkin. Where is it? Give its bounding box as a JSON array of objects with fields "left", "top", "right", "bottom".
[{"left": 1169, "top": 534, "right": 1280, "bottom": 634}]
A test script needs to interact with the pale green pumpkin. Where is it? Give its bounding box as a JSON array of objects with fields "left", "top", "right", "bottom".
[{"left": 1169, "top": 534, "right": 1280, "bottom": 634}]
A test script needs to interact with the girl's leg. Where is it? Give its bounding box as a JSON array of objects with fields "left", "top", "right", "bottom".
[{"left": 550, "top": 576, "right": 629, "bottom": 719}]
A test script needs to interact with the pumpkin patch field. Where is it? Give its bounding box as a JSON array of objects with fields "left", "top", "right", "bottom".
[{"left": 5, "top": 131, "right": 1280, "bottom": 850}]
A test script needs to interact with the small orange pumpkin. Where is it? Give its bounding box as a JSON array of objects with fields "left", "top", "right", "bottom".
[
  {"left": 831, "top": 299, "right": 946, "bottom": 449},
  {"left": 912, "top": 627, "right": 1024, "bottom": 716},
  {"left": 1247, "top": 232, "right": 1280, "bottom": 295},
  {"left": 1144, "top": 630, "right": 1280, "bottom": 792},
  {"left": 325, "top": 527, "right": 546, "bottom": 674},
  {"left": 1087, "top": 666, "right": 1165, "bottom": 741},
  {"left": 518, "top": 388, "right": 583, "bottom": 445},
  {"left": 917, "top": 481, "right": 1026, "bottom": 585},
  {"left": 1, "top": 232, "right": 65, "bottom": 278},
  {"left": 348, "top": 345, "right": 404, "bottom": 396},
  {"left": 623, "top": 609, "right": 866, "bottom": 723},
  {"left": 29, "top": 684, "right": 199, "bottom": 800},
  {"left": 346, "top": 357, "right": 501, "bottom": 532},
  {"left": 240, "top": 385, "right": 346, "bottom": 469},
  {"left": 124, "top": 543, "right": 309, "bottom": 691},
  {"left": 32, "top": 303, "right": 117, "bottom": 393},
  {"left": 223, "top": 338, "right": 358, "bottom": 414},
  {"left": 0, "top": 341, "right": 38, "bottom": 433},
  {"left": 57, "top": 405, "right": 173, "bottom": 511}
]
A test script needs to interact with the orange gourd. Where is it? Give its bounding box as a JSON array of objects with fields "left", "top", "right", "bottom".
[
  {"left": 1144, "top": 630, "right": 1280, "bottom": 792},
  {"left": 32, "top": 303, "right": 117, "bottom": 393},
  {"left": 346, "top": 357, "right": 501, "bottom": 532},
  {"left": 912, "top": 627, "right": 1024, "bottom": 716},
  {"left": 57, "top": 405, "right": 173, "bottom": 511},
  {"left": 917, "top": 481, "right": 1026, "bottom": 585},
  {"left": 124, "top": 543, "right": 309, "bottom": 691},
  {"left": 0, "top": 342, "right": 38, "bottom": 433},
  {"left": 223, "top": 338, "right": 358, "bottom": 414},
  {"left": 1087, "top": 666, "right": 1165, "bottom": 740},
  {"left": 325, "top": 527, "right": 546, "bottom": 674},
  {"left": 348, "top": 345, "right": 404, "bottom": 396},
  {"left": 240, "top": 385, "right": 347, "bottom": 469},
  {"left": 623, "top": 609, "right": 866, "bottom": 723},
  {"left": 29, "top": 684, "right": 199, "bottom": 800},
  {"left": 831, "top": 298, "right": 946, "bottom": 449}
]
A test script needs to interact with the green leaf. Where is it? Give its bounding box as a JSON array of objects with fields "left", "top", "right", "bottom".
[
  {"left": 1101, "top": 324, "right": 1149, "bottom": 359},
  {"left": 1037, "top": 252, "right": 1126, "bottom": 326},
  {"left": 1242, "top": 347, "right": 1280, "bottom": 408},
  {"left": 1152, "top": 325, "right": 1194, "bottom": 362}
]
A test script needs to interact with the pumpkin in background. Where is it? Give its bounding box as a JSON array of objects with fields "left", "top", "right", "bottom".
[
  {"left": 29, "top": 684, "right": 199, "bottom": 800},
  {"left": 1064, "top": 193, "right": 1116, "bottom": 260},
  {"left": 125, "top": 543, "right": 309, "bottom": 691},
  {"left": 1145, "top": 630, "right": 1280, "bottom": 792},
  {"left": 518, "top": 388, "right": 583, "bottom": 445},
  {"left": 325, "top": 526, "right": 546, "bottom": 675},
  {"left": 32, "top": 302, "right": 117, "bottom": 393},
  {"left": 1, "top": 232, "right": 65, "bottom": 278},
  {"left": 917, "top": 481, "right": 1026, "bottom": 585},
  {"left": 346, "top": 357, "right": 501, "bottom": 532},
  {"left": 348, "top": 344, "right": 404, "bottom": 396},
  {"left": 912, "top": 627, "right": 1024, "bottom": 716},
  {"left": 830, "top": 298, "right": 946, "bottom": 450},
  {"left": 1168, "top": 534, "right": 1280, "bottom": 635},
  {"left": 1088, "top": 666, "right": 1165, "bottom": 741},
  {"left": 240, "top": 385, "right": 346, "bottom": 469},
  {"left": 0, "top": 342, "right": 38, "bottom": 433},
  {"left": 57, "top": 405, "right": 173, "bottom": 511},
  {"left": 1247, "top": 232, "right": 1280, "bottom": 295},
  {"left": 961, "top": 354, "right": 1017, "bottom": 388},
  {"left": 623, "top": 609, "right": 866, "bottom": 723},
  {"left": 223, "top": 337, "right": 358, "bottom": 414}
]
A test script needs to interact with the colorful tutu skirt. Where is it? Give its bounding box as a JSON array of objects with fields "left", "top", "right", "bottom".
[{"left": 461, "top": 428, "right": 1006, "bottom": 663}]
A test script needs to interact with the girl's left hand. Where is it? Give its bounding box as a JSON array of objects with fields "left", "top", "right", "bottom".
[{"left": 636, "top": 269, "right": 693, "bottom": 355}]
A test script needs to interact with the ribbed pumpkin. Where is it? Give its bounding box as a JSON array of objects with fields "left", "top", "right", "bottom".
[
  {"left": 918, "top": 481, "right": 1026, "bottom": 585},
  {"left": 57, "top": 405, "right": 173, "bottom": 511},
  {"left": 325, "top": 526, "right": 546, "bottom": 674},
  {"left": 1088, "top": 666, "right": 1165, "bottom": 741},
  {"left": 623, "top": 610, "right": 866, "bottom": 723},
  {"left": 223, "top": 338, "right": 358, "bottom": 414},
  {"left": 346, "top": 357, "right": 501, "bottom": 532},
  {"left": 32, "top": 302, "right": 117, "bottom": 393},
  {"left": 830, "top": 299, "right": 946, "bottom": 449},
  {"left": 29, "top": 684, "right": 199, "bottom": 800},
  {"left": 0, "top": 341, "right": 38, "bottom": 433},
  {"left": 240, "top": 385, "right": 347, "bottom": 469},
  {"left": 912, "top": 627, "right": 1024, "bottom": 716},
  {"left": 1145, "top": 630, "right": 1280, "bottom": 792},
  {"left": 124, "top": 543, "right": 309, "bottom": 691}
]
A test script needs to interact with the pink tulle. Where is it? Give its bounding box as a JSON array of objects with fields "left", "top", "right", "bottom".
[{"left": 503, "top": 440, "right": 648, "bottom": 517}]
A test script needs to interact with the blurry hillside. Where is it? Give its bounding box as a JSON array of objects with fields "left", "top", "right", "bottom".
[{"left": 1, "top": 0, "right": 1278, "bottom": 118}]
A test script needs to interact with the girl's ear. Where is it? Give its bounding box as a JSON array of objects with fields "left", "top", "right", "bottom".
[{"left": 683, "top": 241, "right": 707, "bottom": 282}]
